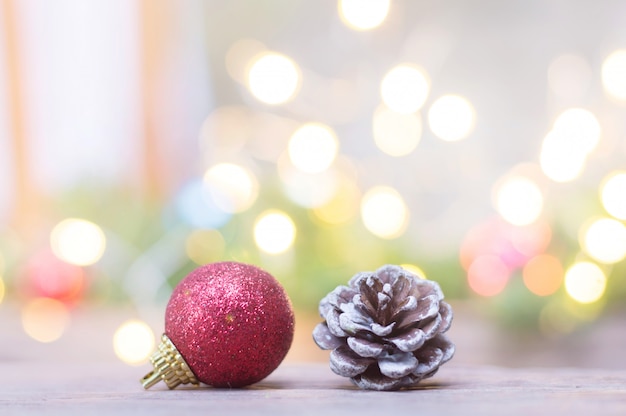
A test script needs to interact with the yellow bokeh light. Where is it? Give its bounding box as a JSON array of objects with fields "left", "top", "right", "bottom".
[
  {"left": 602, "top": 49, "right": 626, "bottom": 101},
  {"left": 540, "top": 130, "right": 587, "bottom": 183},
  {"left": 21, "top": 298, "right": 70, "bottom": 343},
  {"left": 372, "top": 105, "right": 422, "bottom": 156},
  {"left": 113, "top": 320, "right": 155, "bottom": 366},
  {"left": 203, "top": 163, "right": 259, "bottom": 213},
  {"left": 494, "top": 176, "right": 543, "bottom": 226},
  {"left": 185, "top": 229, "right": 226, "bottom": 265},
  {"left": 600, "top": 171, "right": 626, "bottom": 220},
  {"left": 338, "top": 0, "right": 391, "bottom": 31},
  {"left": 361, "top": 186, "right": 409, "bottom": 239},
  {"left": 312, "top": 174, "right": 361, "bottom": 225},
  {"left": 400, "top": 264, "right": 426, "bottom": 279},
  {"left": 50, "top": 218, "right": 106, "bottom": 266},
  {"left": 428, "top": 95, "right": 475, "bottom": 142},
  {"left": 581, "top": 217, "right": 626, "bottom": 264},
  {"left": 552, "top": 108, "right": 601, "bottom": 155},
  {"left": 254, "top": 211, "right": 297, "bottom": 254},
  {"left": 0, "top": 276, "right": 5, "bottom": 305},
  {"left": 380, "top": 64, "right": 430, "bottom": 114},
  {"left": 247, "top": 52, "right": 300, "bottom": 105},
  {"left": 564, "top": 262, "right": 606, "bottom": 304},
  {"left": 288, "top": 123, "right": 339, "bottom": 174},
  {"left": 282, "top": 169, "right": 339, "bottom": 208}
]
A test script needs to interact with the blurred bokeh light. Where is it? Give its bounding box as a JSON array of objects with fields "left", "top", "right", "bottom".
[
  {"left": 113, "top": 320, "right": 156, "bottom": 366},
  {"left": 21, "top": 298, "right": 70, "bottom": 343},
  {"left": 360, "top": 186, "right": 408, "bottom": 239},
  {"left": 427, "top": 95, "right": 475, "bottom": 142},
  {"left": 564, "top": 262, "right": 607, "bottom": 304},
  {"left": 254, "top": 211, "right": 297, "bottom": 254},
  {"left": 247, "top": 52, "right": 300, "bottom": 105},
  {"left": 50, "top": 219, "right": 106, "bottom": 267},
  {"left": 338, "top": 0, "right": 390, "bottom": 31}
]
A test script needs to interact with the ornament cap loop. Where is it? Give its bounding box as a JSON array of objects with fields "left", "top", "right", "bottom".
[{"left": 141, "top": 334, "right": 199, "bottom": 389}]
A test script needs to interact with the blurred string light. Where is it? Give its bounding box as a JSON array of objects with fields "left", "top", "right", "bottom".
[
  {"left": 547, "top": 54, "right": 592, "bottom": 100},
  {"left": 600, "top": 171, "right": 626, "bottom": 220},
  {"left": 50, "top": 218, "right": 106, "bottom": 266},
  {"left": 539, "top": 130, "right": 587, "bottom": 182},
  {"left": 24, "top": 250, "right": 86, "bottom": 302},
  {"left": 428, "top": 95, "right": 475, "bottom": 142},
  {"left": 312, "top": 173, "right": 361, "bottom": 225},
  {"left": 540, "top": 108, "right": 601, "bottom": 182},
  {"left": 509, "top": 221, "right": 552, "bottom": 259},
  {"left": 247, "top": 52, "right": 300, "bottom": 105},
  {"left": 185, "top": 229, "right": 226, "bottom": 265},
  {"left": 494, "top": 176, "right": 543, "bottom": 226},
  {"left": 338, "top": 0, "right": 391, "bottom": 31},
  {"left": 552, "top": 108, "right": 601, "bottom": 154},
  {"left": 580, "top": 217, "right": 626, "bottom": 264},
  {"left": 601, "top": 49, "right": 626, "bottom": 101},
  {"left": 288, "top": 123, "right": 339, "bottom": 174},
  {"left": 522, "top": 254, "right": 563, "bottom": 296},
  {"left": 380, "top": 64, "right": 430, "bottom": 114},
  {"left": 203, "top": 163, "right": 259, "bottom": 213},
  {"left": 113, "top": 320, "right": 155, "bottom": 365},
  {"left": 360, "top": 186, "right": 409, "bottom": 239},
  {"left": 564, "top": 261, "right": 606, "bottom": 304},
  {"left": 460, "top": 218, "right": 552, "bottom": 274},
  {"left": 281, "top": 168, "right": 338, "bottom": 208},
  {"left": 21, "top": 297, "right": 70, "bottom": 343},
  {"left": 225, "top": 38, "right": 267, "bottom": 83},
  {"left": 372, "top": 105, "right": 422, "bottom": 156},
  {"left": 176, "top": 179, "right": 232, "bottom": 229},
  {"left": 254, "top": 211, "right": 296, "bottom": 254},
  {"left": 467, "top": 254, "right": 509, "bottom": 297}
]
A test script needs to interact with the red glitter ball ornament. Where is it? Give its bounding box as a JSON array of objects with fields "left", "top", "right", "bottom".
[{"left": 143, "top": 261, "right": 294, "bottom": 389}]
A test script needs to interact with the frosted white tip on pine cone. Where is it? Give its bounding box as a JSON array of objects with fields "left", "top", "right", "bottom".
[{"left": 312, "top": 265, "right": 454, "bottom": 390}]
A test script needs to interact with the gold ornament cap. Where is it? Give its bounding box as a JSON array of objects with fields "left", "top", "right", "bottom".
[{"left": 141, "top": 334, "right": 199, "bottom": 389}]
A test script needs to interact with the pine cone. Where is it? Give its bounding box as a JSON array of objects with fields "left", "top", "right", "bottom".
[{"left": 313, "top": 265, "right": 454, "bottom": 390}]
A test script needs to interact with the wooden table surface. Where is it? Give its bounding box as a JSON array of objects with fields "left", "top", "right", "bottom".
[{"left": 2, "top": 361, "right": 625, "bottom": 416}]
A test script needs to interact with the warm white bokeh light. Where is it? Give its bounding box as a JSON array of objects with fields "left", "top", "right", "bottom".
[
  {"left": 602, "top": 49, "right": 626, "bottom": 101},
  {"left": 338, "top": 0, "right": 391, "bottom": 31},
  {"left": 601, "top": 171, "right": 626, "bottom": 220},
  {"left": 113, "top": 320, "right": 156, "bottom": 365},
  {"left": 380, "top": 64, "right": 430, "bottom": 114},
  {"left": 540, "top": 130, "right": 587, "bottom": 183},
  {"left": 428, "top": 95, "right": 475, "bottom": 142},
  {"left": 288, "top": 123, "right": 339, "bottom": 174},
  {"left": 372, "top": 105, "right": 422, "bottom": 156},
  {"left": 312, "top": 174, "right": 361, "bottom": 225},
  {"left": 361, "top": 186, "right": 409, "bottom": 239},
  {"left": 547, "top": 54, "right": 592, "bottom": 100},
  {"left": 552, "top": 108, "right": 601, "bottom": 155},
  {"left": 581, "top": 217, "right": 626, "bottom": 264},
  {"left": 247, "top": 52, "right": 300, "bottom": 105},
  {"left": 21, "top": 298, "right": 70, "bottom": 343},
  {"left": 203, "top": 163, "right": 259, "bottom": 213},
  {"left": 254, "top": 211, "right": 297, "bottom": 254},
  {"left": 564, "top": 262, "right": 607, "bottom": 304},
  {"left": 494, "top": 176, "right": 543, "bottom": 226},
  {"left": 50, "top": 218, "right": 106, "bottom": 266}
]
